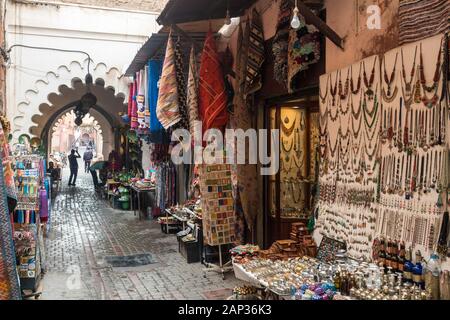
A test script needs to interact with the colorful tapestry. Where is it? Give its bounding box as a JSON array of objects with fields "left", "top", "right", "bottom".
[
  {"left": 187, "top": 46, "right": 200, "bottom": 138},
  {"left": 272, "top": 0, "right": 291, "bottom": 87},
  {"left": 130, "top": 78, "right": 139, "bottom": 129},
  {"left": 287, "top": 15, "right": 321, "bottom": 92},
  {"left": 137, "top": 69, "right": 147, "bottom": 131},
  {"left": 127, "top": 83, "right": 133, "bottom": 121},
  {"left": 243, "top": 9, "right": 265, "bottom": 99},
  {"left": 174, "top": 37, "right": 190, "bottom": 130},
  {"left": 231, "top": 21, "right": 260, "bottom": 232},
  {"left": 200, "top": 158, "right": 236, "bottom": 246},
  {"left": 199, "top": 31, "right": 228, "bottom": 133},
  {"left": 144, "top": 65, "right": 150, "bottom": 131},
  {"left": 399, "top": 0, "right": 450, "bottom": 45},
  {"left": 0, "top": 159, "right": 21, "bottom": 300},
  {"left": 0, "top": 121, "right": 17, "bottom": 213},
  {"left": 157, "top": 35, "right": 182, "bottom": 130},
  {"left": 148, "top": 60, "right": 164, "bottom": 132}
]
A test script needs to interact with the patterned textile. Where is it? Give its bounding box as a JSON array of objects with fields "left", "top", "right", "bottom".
[
  {"left": 144, "top": 65, "right": 150, "bottom": 131},
  {"left": 127, "top": 83, "right": 133, "bottom": 121},
  {"left": 148, "top": 60, "right": 164, "bottom": 132},
  {"left": 230, "top": 21, "right": 260, "bottom": 232},
  {"left": 137, "top": 69, "right": 147, "bottom": 132},
  {"left": 243, "top": 9, "right": 265, "bottom": 99},
  {"left": 39, "top": 188, "right": 48, "bottom": 222},
  {"left": 130, "top": 79, "right": 139, "bottom": 129},
  {"left": 199, "top": 31, "right": 228, "bottom": 132},
  {"left": 0, "top": 160, "right": 21, "bottom": 300},
  {"left": 287, "top": 15, "right": 321, "bottom": 92},
  {"left": 174, "top": 38, "right": 190, "bottom": 130},
  {"left": 399, "top": 0, "right": 450, "bottom": 45},
  {"left": 157, "top": 35, "right": 182, "bottom": 130},
  {"left": 272, "top": 0, "right": 291, "bottom": 87},
  {"left": 0, "top": 122, "right": 17, "bottom": 213},
  {"left": 187, "top": 46, "right": 200, "bottom": 138}
]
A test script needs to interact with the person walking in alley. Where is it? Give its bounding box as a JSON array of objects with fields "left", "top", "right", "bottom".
[
  {"left": 83, "top": 148, "right": 94, "bottom": 173},
  {"left": 68, "top": 149, "right": 81, "bottom": 186}
]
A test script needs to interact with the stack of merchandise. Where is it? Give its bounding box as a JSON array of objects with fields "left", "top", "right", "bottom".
[{"left": 200, "top": 158, "right": 236, "bottom": 246}]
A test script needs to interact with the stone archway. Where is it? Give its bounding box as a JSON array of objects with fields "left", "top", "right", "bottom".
[{"left": 8, "top": 59, "right": 130, "bottom": 142}]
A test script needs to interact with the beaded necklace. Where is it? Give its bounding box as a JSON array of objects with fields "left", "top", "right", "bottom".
[
  {"left": 330, "top": 72, "right": 339, "bottom": 106},
  {"left": 401, "top": 46, "right": 417, "bottom": 110},
  {"left": 281, "top": 116, "right": 296, "bottom": 137},
  {"left": 351, "top": 63, "right": 362, "bottom": 95},
  {"left": 382, "top": 52, "right": 399, "bottom": 103},
  {"left": 419, "top": 41, "right": 442, "bottom": 109},
  {"left": 339, "top": 69, "right": 350, "bottom": 100},
  {"left": 363, "top": 94, "right": 379, "bottom": 129},
  {"left": 320, "top": 75, "right": 329, "bottom": 104},
  {"left": 363, "top": 56, "right": 377, "bottom": 100}
]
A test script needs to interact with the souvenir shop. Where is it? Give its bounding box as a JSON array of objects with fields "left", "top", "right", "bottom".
[
  {"left": 0, "top": 117, "right": 52, "bottom": 300},
  {"left": 123, "top": 0, "right": 450, "bottom": 299}
]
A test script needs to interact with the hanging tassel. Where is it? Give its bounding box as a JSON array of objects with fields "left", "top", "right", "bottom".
[
  {"left": 437, "top": 193, "right": 444, "bottom": 208},
  {"left": 437, "top": 211, "right": 449, "bottom": 255}
]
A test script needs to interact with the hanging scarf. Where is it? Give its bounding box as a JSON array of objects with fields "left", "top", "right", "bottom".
[
  {"left": 0, "top": 121, "right": 17, "bottom": 213},
  {"left": 144, "top": 65, "right": 151, "bottom": 131},
  {"left": 137, "top": 69, "right": 147, "bottom": 131},
  {"left": 0, "top": 159, "right": 21, "bottom": 300},
  {"left": 186, "top": 46, "right": 200, "bottom": 138},
  {"left": 199, "top": 30, "right": 228, "bottom": 132},
  {"left": 148, "top": 60, "right": 164, "bottom": 133},
  {"left": 273, "top": 0, "right": 291, "bottom": 87},
  {"left": 244, "top": 9, "right": 265, "bottom": 99},
  {"left": 230, "top": 22, "right": 259, "bottom": 232},
  {"left": 287, "top": 14, "right": 321, "bottom": 92},
  {"left": 157, "top": 35, "right": 182, "bottom": 130},
  {"left": 130, "top": 78, "right": 139, "bottom": 129},
  {"left": 399, "top": 0, "right": 450, "bottom": 45},
  {"left": 174, "top": 37, "right": 190, "bottom": 130},
  {"left": 127, "top": 83, "right": 133, "bottom": 121}
]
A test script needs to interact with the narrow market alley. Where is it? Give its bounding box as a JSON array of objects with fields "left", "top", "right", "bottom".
[{"left": 41, "top": 164, "right": 241, "bottom": 300}]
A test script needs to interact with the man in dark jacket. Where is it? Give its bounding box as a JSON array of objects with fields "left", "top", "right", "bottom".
[
  {"left": 83, "top": 148, "right": 94, "bottom": 173},
  {"left": 68, "top": 149, "right": 81, "bottom": 186}
]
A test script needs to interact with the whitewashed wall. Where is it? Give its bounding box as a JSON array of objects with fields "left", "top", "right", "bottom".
[{"left": 5, "top": 0, "right": 161, "bottom": 142}]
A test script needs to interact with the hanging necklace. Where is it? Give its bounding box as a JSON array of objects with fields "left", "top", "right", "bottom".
[
  {"left": 281, "top": 116, "right": 296, "bottom": 137},
  {"left": 364, "top": 135, "right": 379, "bottom": 163},
  {"left": 365, "top": 112, "right": 380, "bottom": 149},
  {"left": 320, "top": 75, "right": 330, "bottom": 104},
  {"left": 382, "top": 52, "right": 399, "bottom": 103},
  {"left": 282, "top": 137, "right": 294, "bottom": 154},
  {"left": 363, "top": 85, "right": 379, "bottom": 118},
  {"left": 363, "top": 93, "right": 379, "bottom": 129},
  {"left": 328, "top": 134, "right": 339, "bottom": 159},
  {"left": 339, "top": 69, "right": 350, "bottom": 100},
  {"left": 363, "top": 56, "right": 377, "bottom": 100},
  {"left": 291, "top": 179, "right": 302, "bottom": 204},
  {"left": 401, "top": 46, "right": 417, "bottom": 110},
  {"left": 351, "top": 105, "right": 362, "bottom": 139},
  {"left": 328, "top": 101, "right": 339, "bottom": 122},
  {"left": 339, "top": 115, "right": 351, "bottom": 140},
  {"left": 330, "top": 72, "right": 339, "bottom": 106},
  {"left": 420, "top": 40, "right": 442, "bottom": 93},
  {"left": 419, "top": 41, "right": 442, "bottom": 109},
  {"left": 351, "top": 63, "right": 362, "bottom": 95}
]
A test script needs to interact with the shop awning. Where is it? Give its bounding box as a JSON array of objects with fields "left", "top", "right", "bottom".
[
  {"left": 157, "top": 0, "right": 257, "bottom": 25},
  {"left": 124, "top": 32, "right": 208, "bottom": 76}
]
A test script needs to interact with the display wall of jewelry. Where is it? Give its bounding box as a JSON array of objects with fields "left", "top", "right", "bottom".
[
  {"left": 277, "top": 107, "right": 313, "bottom": 219},
  {"left": 318, "top": 34, "right": 450, "bottom": 263}
]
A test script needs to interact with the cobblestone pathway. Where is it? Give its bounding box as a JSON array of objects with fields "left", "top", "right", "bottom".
[{"left": 41, "top": 168, "right": 242, "bottom": 300}]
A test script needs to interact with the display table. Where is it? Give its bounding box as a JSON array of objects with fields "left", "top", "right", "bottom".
[{"left": 130, "top": 185, "right": 155, "bottom": 220}]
